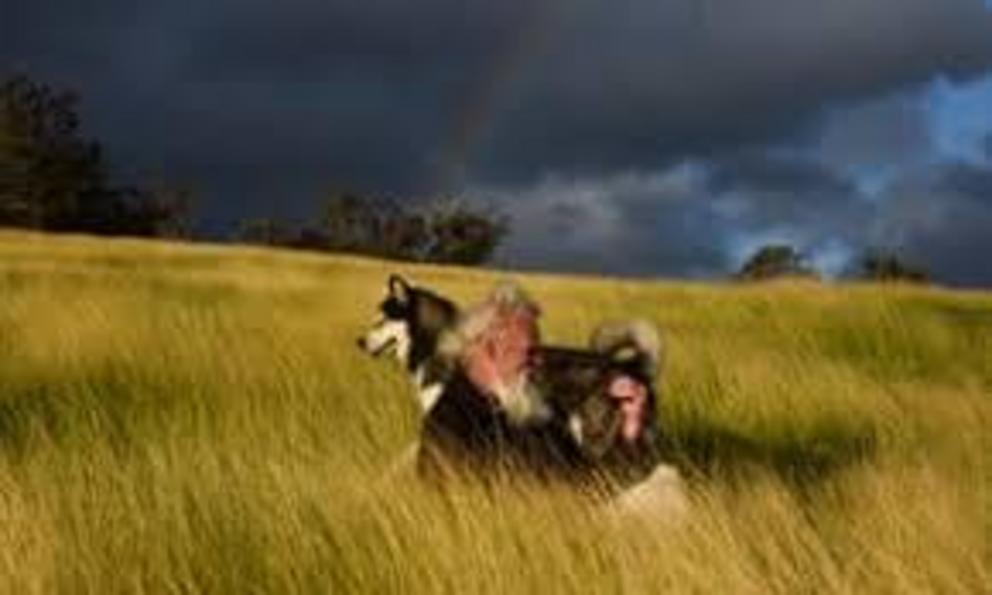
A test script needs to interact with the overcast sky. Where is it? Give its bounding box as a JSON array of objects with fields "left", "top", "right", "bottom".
[{"left": 4, "top": 1, "right": 992, "bottom": 285}]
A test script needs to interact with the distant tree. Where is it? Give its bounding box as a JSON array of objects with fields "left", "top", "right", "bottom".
[
  {"left": 237, "top": 217, "right": 296, "bottom": 247},
  {"left": 859, "top": 250, "right": 930, "bottom": 284},
  {"left": 0, "top": 74, "right": 110, "bottom": 229},
  {"left": 424, "top": 199, "right": 507, "bottom": 265},
  {"left": 736, "top": 244, "right": 819, "bottom": 281},
  {"left": 116, "top": 184, "right": 194, "bottom": 239},
  {"left": 319, "top": 193, "right": 433, "bottom": 260},
  {"left": 317, "top": 192, "right": 504, "bottom": 265},
  {"left": 285, "top": 226, "right": 332, "bottom": 251},
  {"left": 239, "top": 192, "right": 507, "bottom": 266},
  {"left": 0, "top": 73, "right": 193, "bottom": 238}
]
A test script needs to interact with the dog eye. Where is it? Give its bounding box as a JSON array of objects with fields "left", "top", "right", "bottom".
[{"left": 381, "top": 298, "right": 405, "bottom": 319}]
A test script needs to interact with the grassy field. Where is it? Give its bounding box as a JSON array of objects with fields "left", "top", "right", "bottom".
[{"left": 0, "top": 230, "right": 989, "bottom": 594}]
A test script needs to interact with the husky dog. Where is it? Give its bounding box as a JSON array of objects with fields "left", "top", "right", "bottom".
[
  {"left": 356, "top": 274, "right": 458, "bottom": 414},
  {"left": 358, "top": 274, "right": 684, "bottom": 510}
]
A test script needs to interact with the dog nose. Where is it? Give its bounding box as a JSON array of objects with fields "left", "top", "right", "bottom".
[{"left": 356, "top": 337, "right": 367, "bottom": 351}]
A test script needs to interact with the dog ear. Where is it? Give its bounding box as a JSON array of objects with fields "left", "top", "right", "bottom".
[{"left": 388, "top": 274, "right": 412, "bottom": 303}]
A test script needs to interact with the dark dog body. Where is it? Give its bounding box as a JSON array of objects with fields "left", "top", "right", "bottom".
[
  {"left": 417, "top": 368, "right": 593, "bottom": 484},
  {"left": 530, "top": 346, "right": 662, "bottom": 485}
]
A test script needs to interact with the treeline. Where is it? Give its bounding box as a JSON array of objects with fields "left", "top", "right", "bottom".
[
  {"left": 735, "top": 244, "right": 931, "bottom": 284},
  {"left": 0, "top": 75, "right": 192, "bottom": 238},
  {"left": 238, "top": 194, "right": 506, "bottom": 265},
  {"left": 1, "top": 74, "right": 505, "bottom": 265}
]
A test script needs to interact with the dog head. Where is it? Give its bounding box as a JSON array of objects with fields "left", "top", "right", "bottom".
[{"left": 357, "top": 274, "right": 458, "bottom": 369}]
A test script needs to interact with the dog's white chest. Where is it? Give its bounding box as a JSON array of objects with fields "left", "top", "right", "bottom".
[
  {"left": 413, "top": 368, "right": 444, "bottom": 412},
  {"left": 416, "top": 383, "right": 443, "bottom": 412}
]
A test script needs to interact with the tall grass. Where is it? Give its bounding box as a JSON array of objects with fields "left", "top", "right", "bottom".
[{"left": 0, "top": 230, "right": 989, "bottom": 594}]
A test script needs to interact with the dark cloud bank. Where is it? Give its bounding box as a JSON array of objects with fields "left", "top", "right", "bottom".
[{"left": 4, "top": 0, "right": 992, "bottom": 285}]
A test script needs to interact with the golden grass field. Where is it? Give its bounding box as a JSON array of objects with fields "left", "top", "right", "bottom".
[{"left": 0, "top": 229, "right": 989, "bottom": 594}]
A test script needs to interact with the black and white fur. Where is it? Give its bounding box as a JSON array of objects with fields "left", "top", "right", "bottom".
[{"left": 357, "top": 275, "right": 455, "bottom": 414}]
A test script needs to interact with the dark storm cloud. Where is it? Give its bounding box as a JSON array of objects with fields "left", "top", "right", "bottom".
[
  {"left": 7, "top": 1, "right": 992, "bottom": 186},
  {"left": 183, "top": 2, "right": 535, "bottom": 80},
  {"left": 494, "top": 153, "right": 870, "bottom": 278},
  {"left": 4, "top": 1, "right": 992, "bottom": 280},
  {"left": 872, "top": 161, "right": 992, "bottom": 285},
  {"left": 700, "top": 149, "right": 992, "bottom": 285},
  {"left": 699, "top": 150, "right": 870, "bottom": 262},
  {"left": 814, "top": 93, "right": 934, "bottom": 173},
  {"left": 475, "top": 0, "right": 992, "bottom": 181},
  {"left": 493, "top": 165, "right": 729, "bottom": 276},
  {"left": 495, "top": 148, "right": 992, "bottom": 283},
  {"left": 933, "top": 161, "right": 992, "bottom": 201},
  {"left": 707, "top": 153, "right": 856, "bottom": 197}
]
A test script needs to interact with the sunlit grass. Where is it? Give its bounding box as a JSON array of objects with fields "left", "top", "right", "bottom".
[{"left": 0, "top": 230, "right": 989, "bottom": 593}]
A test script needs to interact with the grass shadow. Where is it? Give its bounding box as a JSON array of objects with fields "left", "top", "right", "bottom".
[
  {"left": 0, "top": 368, "right": 198, "bottom": 462},
  {"left": 660, "top": 418, "right": 878, "bottom": 489}
]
